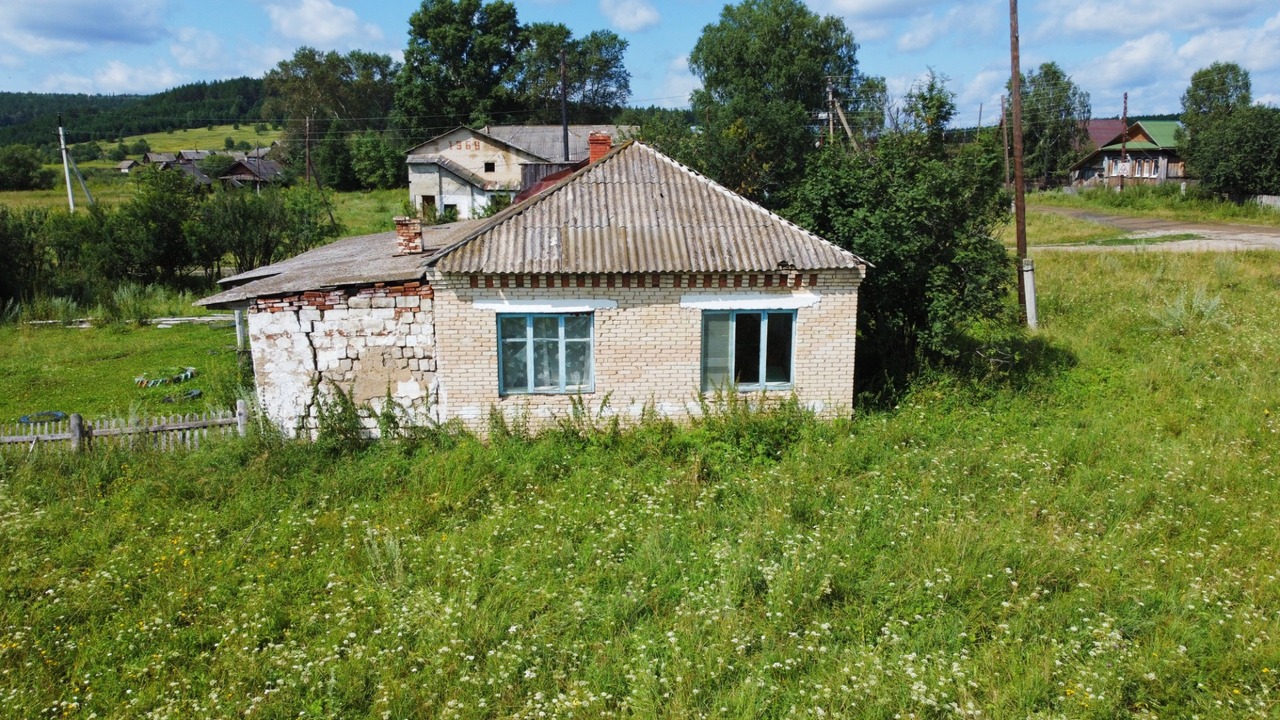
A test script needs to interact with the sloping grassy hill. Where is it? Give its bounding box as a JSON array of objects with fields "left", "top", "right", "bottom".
[{"left": 1, "top": 251, "right": 1278, "bottom": 717}]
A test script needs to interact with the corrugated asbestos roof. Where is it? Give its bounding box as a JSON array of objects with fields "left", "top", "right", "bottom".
[
  {"left": 433, "top": 141, "right": 865, "bottom": 274},
  {"left": 195, "top": 221, "right": 483, "bottom": 308}
]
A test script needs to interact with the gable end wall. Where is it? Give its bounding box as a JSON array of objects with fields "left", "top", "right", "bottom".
[{"left": 247, "top": 282, "right": 437, "bottom": 435}]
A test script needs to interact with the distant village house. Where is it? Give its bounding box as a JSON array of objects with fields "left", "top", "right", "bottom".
[{"left": 405, "top": 124, "right": 634, "bottom": 220}]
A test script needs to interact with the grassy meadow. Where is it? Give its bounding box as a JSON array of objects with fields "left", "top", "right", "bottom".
[
  {"left": 1, "top": 250, "right": 1278, "bottom": 718},
  {"left": 1030, "top": 186, "right": 1280, "bottom": 227},
  {"left": 0, "top": 124, "right": 284, "bottom": 212},
  {"left": 1001, "top": 210, "right": 1127, "bottom": 247},
  {"left": 0, "top": 320, "right": 243, "bottom": 424}
]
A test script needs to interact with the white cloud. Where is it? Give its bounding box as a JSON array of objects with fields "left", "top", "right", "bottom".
[
  {"left": 40, "top": 61, "right": 184, "bottom": 94},
  {"left": 1037, "top": 0, "right": 1259, "bottom": 39},
  {"left": 1086, "top": 32, "right": 1177, "bottom": 94},
  {"left": 956, "top": 67, "right": 1010, "bottom": 117},
  {"left": 656, "top": 55, "right": 699, "bottom": 108},
  {"left": 170, "top": 28, "right": 225, "bottom": 70},
  {"left": 1176, "top": 11, "right": 1280, "bottom": 73},
  {"left": 847, "top": 20, "right": 891, "bottom": 44},
  {"left": 599, "top": 0, "right": 661, "bottom": 33},
  {"left": 816, "top": 0, "right": 937, "bottom": 21},
  {"left": 263, "top": 0, "right": 383, "bottom": 46},
  {"left": 0, "top": 1, "right": 168, "bottom": 54}
]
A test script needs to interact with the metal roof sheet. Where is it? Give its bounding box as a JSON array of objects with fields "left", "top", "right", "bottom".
[
  {"left": 1135, "top": 120, "right": 1180, "bottom": 148},
  {"left": 478, "top": 124, "right": 636, "bottom": 163},
  {"left": 433, "top": 142, "right": 865, "bottom": 274},
  {"left": 196, "top": 221, "right": 484, "bottom": 307}
]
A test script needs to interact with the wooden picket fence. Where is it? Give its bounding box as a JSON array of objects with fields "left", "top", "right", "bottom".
[{"left": 0, "top": 400, "right": 249, "bottom": 455}]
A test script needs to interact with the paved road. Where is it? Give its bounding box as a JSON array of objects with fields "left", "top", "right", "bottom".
[{"left": 1032, "top": 205, "right": 1280, "bottom": 252}]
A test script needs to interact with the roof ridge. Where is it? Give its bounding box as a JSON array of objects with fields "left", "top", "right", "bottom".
[
  {"left": 640, "top": 144, "right": 862, "bottom": 263},
  {"left": 430, "top": 140, "right": 867, "bottom": 273},
  {"left": 428, "top": 140, "right": 637, "bottom": 266}
]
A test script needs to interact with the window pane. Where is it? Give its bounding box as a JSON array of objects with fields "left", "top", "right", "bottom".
[
  {"left": 702, "top": 313, "right": 731, "bottom": 390},
  {"left": 565, "top": 340, "right": 591, "bottom": 388},
  {"left": 501, "top": 341, "right": 528, "bottom": 392},
  {"left": 765, "top": 312, "right": 794, "bottom": 384},
  {"left": 533, "top": 316, "right": 559, "bottom": 339},
  {"left": 564, "top": 314, "right": 591, "bottom": 340},
  {"left": 499, "top": 316, "right": 526, "bottom": 341},
  {"left": 734, "top": 312, "right": 761, "bottom": 385},
  {"left": 533, "top": 339, "right": 560, "bottom": 390}
]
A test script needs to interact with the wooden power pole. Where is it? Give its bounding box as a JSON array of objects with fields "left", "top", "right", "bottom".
[
  {"left": 1008, "top": 0, "right": 1029, "bottom": 321},
  {"left": 1120, "top": 92, "right": 1128, "bottom": 191},
  {"left": 1001, "top": 95, "right": 1010, "bottom": 191}
]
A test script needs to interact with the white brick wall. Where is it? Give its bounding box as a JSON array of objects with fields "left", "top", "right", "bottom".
[
  {"left": 247, "top": 270, "right": 862, "bottom": 435},
  {"left": 430, "top": 270, "right": 862, "bottom": 429}
]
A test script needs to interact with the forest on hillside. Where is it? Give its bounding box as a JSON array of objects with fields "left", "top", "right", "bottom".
[{"left": 0, "top": 77, "right": 267, "bottom": 147}]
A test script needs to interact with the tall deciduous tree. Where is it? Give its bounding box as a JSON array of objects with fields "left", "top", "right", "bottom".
[
  {"left": 264, "top": 47, "right": 399, "bottom": 129},
  {"left": 351, "top": 131, "right": 406, "bottom": 189},
  {"left": 394, "top": 0, "right": 525, "bottom": 138},
  {"left": 687, "top": 0, "right": 871, "bottom": 205},
  {"left": 513, "top": 23, "right": 631, "bottom": 123},
  {"left": 1012, "top": 62, "right": 1090, "bottom": 186},
  {"left": 1186, "top": 104, "right": 1280, "bottom": 198},
  {"left": 1180, "top": 61, "right": 1255, "bottom": 192},
  {"left": 111, "top": 167, "right": 203, "bottom": 285},
  {"left": 787, "top": 77, "right": 1014, "bottom": 390},
  {"left": 1180, "top": 61, "right": 1251, "bottom": 139},
  {"left": 0, "top": 144, "right": 55, "bottom": 191}
]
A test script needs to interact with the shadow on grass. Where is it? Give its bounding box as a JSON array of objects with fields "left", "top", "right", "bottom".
[{"left": 858, "top": 332, "right": 1079, "bottom": 410}]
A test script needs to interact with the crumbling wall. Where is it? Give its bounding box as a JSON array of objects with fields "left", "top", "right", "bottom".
[{"left": 246, "top": 281, "right": 436, "bottom": 435}]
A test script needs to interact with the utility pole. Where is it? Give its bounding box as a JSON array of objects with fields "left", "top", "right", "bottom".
[
  {"left": 1000, "top": 95, "right": 1010, "bottom": 191},
  {"left": 58, "top": 114, "right": 75, "bottom": 212},
  {"left": 304, "top": 116, "right": 313, "bottom": 187},
  {"left": 827, "top": 78, "right": 835, "bottom": 144},
  {"left": 560, "top": 48, "right": 569, "bottom": 162},
  {"left": 1008, "top": 0, "right": 1029, "bottom": 322},
  {"left": 1120, "top": 92, "right": 1128, "bottom": 191}
]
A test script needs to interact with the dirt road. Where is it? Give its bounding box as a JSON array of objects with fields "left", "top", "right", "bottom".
[{"left": 1032, "top": 205, "right": 1280, "bottom": 252}]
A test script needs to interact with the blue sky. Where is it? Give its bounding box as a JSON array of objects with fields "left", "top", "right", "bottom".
[{"left": 0, "top": 0, "right": 1276, "bottom": 129}]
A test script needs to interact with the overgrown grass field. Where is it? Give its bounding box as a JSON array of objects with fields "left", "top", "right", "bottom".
[
  {"left": 1031, "top": 185, "right": 1280, "bottom": 226},
  {"left": 1001, "top": 210, "right": 1127, "bottom": 247},
  {"left": 1, "top": 251, "right": 1278, "bottom": 718},
  {"left": 0, "top": 321, "right": 243, "bottom": 424}
]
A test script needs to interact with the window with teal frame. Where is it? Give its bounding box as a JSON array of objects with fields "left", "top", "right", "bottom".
[
  {"left": 498, "top": 313, "right": 594, "bottom": 394},
  {"left": 701, "top": 310, "right": 795, "bottom": 391}
]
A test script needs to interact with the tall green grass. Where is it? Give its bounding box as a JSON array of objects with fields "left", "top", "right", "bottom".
[
  {"left": 1033, "top": 184, "right": 1280, "bottom": 225},
  {"left": 7, "top": 284, "right": 216, "bottom": 327},
  {"left": 1, "top": 252, "right": 1278, "bottom": 718}
]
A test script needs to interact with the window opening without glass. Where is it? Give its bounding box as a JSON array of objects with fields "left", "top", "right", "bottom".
[
  {"left": 701, "top": 310, "right": 795, "bottom": 391},
  {"left": 498, "top": 313, "right": 594, "bottom": 394}
]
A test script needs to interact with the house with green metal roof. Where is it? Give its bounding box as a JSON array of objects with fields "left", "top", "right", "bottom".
[{"left": 1069, "top": 120, "right": 1187, "bottom": 187}]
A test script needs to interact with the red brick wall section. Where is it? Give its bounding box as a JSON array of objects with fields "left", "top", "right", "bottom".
[{"left": 250, "top": 282, "right": 434, "bottom": 314}]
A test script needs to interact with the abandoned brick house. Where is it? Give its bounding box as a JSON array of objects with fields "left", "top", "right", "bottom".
[{"left": 199, "top": 139, "right": 867, "bottom": 434}]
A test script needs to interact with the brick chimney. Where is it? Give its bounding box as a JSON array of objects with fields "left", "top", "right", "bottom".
[
  {"left": 588, "top": 132, "right": 612, "bottom": 163},
  {"left": 394, "top": 216, "right": 422, "bottom": 255}
]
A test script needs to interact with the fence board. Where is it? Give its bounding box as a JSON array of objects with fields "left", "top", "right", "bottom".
[{"left": 1, "top": 400, "right": 249, "bottom": 454}]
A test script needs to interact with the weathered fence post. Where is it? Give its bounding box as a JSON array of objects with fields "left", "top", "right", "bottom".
[
  {"left": 236, "top": 399, "right": 249, "bottom": 437},
  {"left": 69, "top": 413, "right": 88, "bottom": 452}
]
